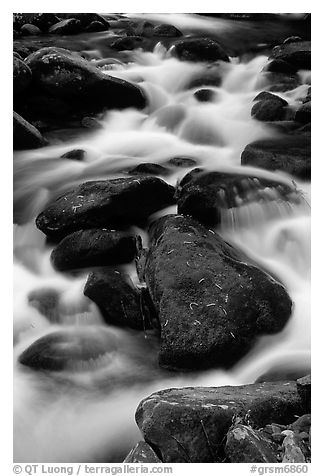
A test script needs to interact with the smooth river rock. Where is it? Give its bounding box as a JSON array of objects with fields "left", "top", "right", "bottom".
[
  {"left": 36, "top": 177, "right": 175, "bottom": 240},
  {"left": 51, "top": 229, "right": 138, "bottom": 271}
]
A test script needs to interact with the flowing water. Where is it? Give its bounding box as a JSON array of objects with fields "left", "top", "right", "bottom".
[{"left": 13, "top": 16, "right": 311, "bottom": 462}]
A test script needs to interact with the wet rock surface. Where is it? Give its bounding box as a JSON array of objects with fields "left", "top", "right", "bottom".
[
  {"left": 84, "top": 268, "right": 150, "bottom": 330},
  {"left": 51, "top": 229, "right": 138, "bottom": 271},
  {"left": 24, "top": 47, "right": 146, "bottom": 111},
  {"left": 270, "top": 41, "right": 311, "bottom": 70},
  {"left": 144, "top": 214, "right": 292, "bottom": 370},
  {"left": 36, "top": 177, "right": 175, "bottom": 240},
  {"left": 176, "top": 170, "right": 301, "bottom": 226},
  {"left": 172, "top": 37, "right": 230, "bottom": 63},
  {"left": 135, "top": 380, "right": 303, "bottom": 462},
  {"left": 241, "top": 135, "right": 311, "bottom": 180},
  {"left": 251, "top": 92, "right": 288, "bottom": 122}
]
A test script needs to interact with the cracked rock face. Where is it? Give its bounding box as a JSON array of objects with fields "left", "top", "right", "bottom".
[{"left": 144, "top": 214, "right": 292, "bottom": 370}]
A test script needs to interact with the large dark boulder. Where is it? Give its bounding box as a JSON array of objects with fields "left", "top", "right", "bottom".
[
  {"left": 51, "top": 229, "right": 138, "bottom": 271},
  {"left": 13, "top": 112, "right": 46, "bottom": 150},
  {"left": 135, "top": 381, "right": 303, "bottom": 462},
  {"left": 124, "top": 441, "right": 162, "bottom": 463},
  {"left": 225, "top": 424, "right": 278, "bottom": 462},
  {"left": 28, "top": 288, "right": 60, "bottom": 322},
  {"left": 241, "top": 135, "right": 311, "bottom": 180},
  {"left": 49, "top": 19, "right": 82, "bottom": 35},
  {"left": 144, "top": 215, "right": 292, "bottom": 370},
  {"left": 25, "top": 47, "right": 146, "bottom": 110},
  {"left": 13, "top": 57, "right": 32, "bottom": 95},
  {"left": 84, "top": 268, "right": 149, "bottom": 330},
  {"left": 270, "top": 41, "right": 311, "bottom": 70},
  {"left": 18, "top": 327, "right": 118, "bottom": 371},
  {"left": 171, "top": 37, "right": 230, "bottom": 63},
  {"left": 36, "top": 177, "right": 175, "bottom": 240},
  {"left": 176, "top": 170, "right": 301, "bottom": 226}
]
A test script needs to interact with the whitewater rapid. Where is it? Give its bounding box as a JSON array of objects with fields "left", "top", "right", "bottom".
[{"left": 13, "top": 38, "right": 310, "bottom": 462}]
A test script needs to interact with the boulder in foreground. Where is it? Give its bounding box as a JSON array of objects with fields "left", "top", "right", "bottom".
[{"left": 135, "top": 381, "right": 302, "bottom": 462}]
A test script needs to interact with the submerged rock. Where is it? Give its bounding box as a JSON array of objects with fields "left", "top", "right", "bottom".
[
  {"left": 135, "top": 381, "right": 302, "bottom": 462},
  {"left": 84, "top": 268, "right": 149, "bottom": 330},
  {"left": 128, "top": 163, "right": 170, "bottom": 177},
  {"left": 176, "top": 170, "right": 301, "bottom": 226},
  {"left": 144, "top": 214, "right": 292, "bottom": 370},
  {"left": 171, "top": 37, "right": 230, "bottom": 63},
  {"left": 51, "top": 229, "right": 138, "bottom": 271},
  {"left": 28, "top": 288, "right": 60, "bottom": 322},
  {"left": 124, "top": 441, "right": 162, "bottom": 463},
  {"left": 241, "top": 135, "right": 311, "bottom": 180},
  {"left": 225, "top": 424, "right": 278, "bottom": 462},
  {"left": 61, "top": 149, "right": 86, "bottom": 161},
  {"left": 168, "top": 156, "right": 198, "bottom": 168},
  {"left": 25, "top": 47, "right": 146, "bottom": 110},
  {"left": 36, "top": 177, "right": 175, "bottom": 240},
  {"left": 13, "top": 112, "right": 46, "bottom": 150},
  {"left": 18, "top": 328, "right": 118, "bottom": 372}
]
